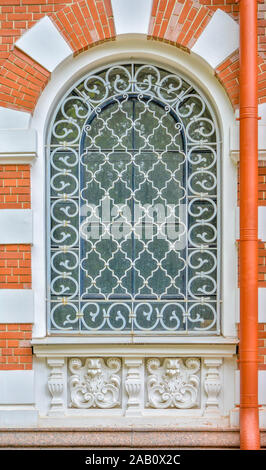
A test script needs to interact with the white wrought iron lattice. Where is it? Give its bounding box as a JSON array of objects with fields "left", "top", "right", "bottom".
[{"left": 47, "top": 63, "right": 220, "bottom": 335}]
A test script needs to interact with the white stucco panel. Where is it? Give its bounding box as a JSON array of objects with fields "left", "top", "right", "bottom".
[
  {"left": 0, "top": 209, "right": 33, "bottom": 244},
  {"left": 0, "top": 129, "right": 37, "bottom": 158},
  {"left": 0, "top": 107, "right": 31, "bottom": 130},
  {"left": 192, "top": 9, "right": 239, "bottom": 69},
  {"left": 111, "top": 0, "right": 153, "bottom": 35},
  {"left": 15, "top": 16, "right": 72, "bottom": 72},
  {"left": 0, "top": 371, "right": 35, "bottom": 405},
  {"left": 0, "top": 290, "right": 34, "bottom": 324}
]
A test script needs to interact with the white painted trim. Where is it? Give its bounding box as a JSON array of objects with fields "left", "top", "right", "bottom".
[
  {"left": 0, "top": 209, "right": 33, "bottom": 244},
  {"left": 0, "top": 155, "right": 37, "bottom": 165},
  {"left": 15, "top": 16, "right": 72, "bottom": 73},
  {"left": 236, "top": 287, "right": 266, "bottom": 323},
  {"left": 192, "top": 9, "right": 239, "bottom": 69},
  {"left": 111, "top": 0, "right": 153, "bottom": 35},
  {"left": 0, "top": 129, "right": 37, "bottom": 164},
  {"left": 33, "top": 342, "right": 237, "bottom": 358},
  {"left": 0, "top": 107, "right": 31, "bottom": 130},
  {"left": 0, "top": 371, "right": 35, "bottom": 405},
  {"left": 0, "top": 290, "right": 34, "bottom": 324},
  {"left": 30, "top": 36, "right": 237, "bottom": 339},
  {"left": 235, "top": 370, "right": 266, "bottom": 405}
]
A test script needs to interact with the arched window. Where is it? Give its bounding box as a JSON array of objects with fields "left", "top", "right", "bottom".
[{"left": 47, "top": 63, "right": 220, "bottom": 335}]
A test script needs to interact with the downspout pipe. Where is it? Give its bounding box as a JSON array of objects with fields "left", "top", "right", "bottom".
[{"left": 239, "top": 0, "right": 260, "bottom": 450}]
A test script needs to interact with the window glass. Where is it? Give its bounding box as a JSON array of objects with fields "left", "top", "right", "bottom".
[{"left": 48, "top": 64, "right": 220, "bottom": 335}]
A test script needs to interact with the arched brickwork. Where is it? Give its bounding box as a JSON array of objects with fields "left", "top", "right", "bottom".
[
  {"left": 0, "top": 0, "right": 265, "bottom": 113},
  {"left": 51, "top": 0, "right": 115, "bottom": 55}
]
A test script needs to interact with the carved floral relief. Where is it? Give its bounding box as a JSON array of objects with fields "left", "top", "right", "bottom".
[
  {"left": 146, "top": 358, "right": 201, "bottom": 409},
  {"left": 68, "top": 357, "right": 121, "bottom": 409}
]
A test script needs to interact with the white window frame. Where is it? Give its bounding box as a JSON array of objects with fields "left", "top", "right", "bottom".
[{"left": 30, "top": 36, "right": 238, "bottom": 342}]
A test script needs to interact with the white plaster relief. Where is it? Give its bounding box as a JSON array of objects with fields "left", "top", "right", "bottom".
[
  {"left": 69, "top": 358, "right": 121, "bottom": 409},
  {"left": 146, "top": 358, "right": 201, "bottom": 409},
  {"left": 192, "top": 9, "right": 239, "bottom": 69},
  {"left": 125, "top": 358, "right": 143, "bottom": 416},
  {"left": 111, "top": 0, "right": 153, "bottom": 35},
  {"left": 15, "top": 16, "right": 72, "bottom": 72},
  {"left": 203, "top": 358, "right": 223, "bottom": 414},
  {"left": 47, "top": 358, "right": 65, "bottom": 415}
]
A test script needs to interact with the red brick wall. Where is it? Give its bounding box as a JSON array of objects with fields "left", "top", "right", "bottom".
[
  {"left": 0, "top": 0, "right": 75, "bottom": 67},
  {"left": 0, "top": 164, "right": 30, "bottom": 209},
  {"left": 0, "top": 164, "right": 32, "bottom": 369},
  {"left": 0, "top": 324, "right": 32, "bottom": 370},
  {"left": 0, "top": 245, "right": 31, "bottom": 289}
]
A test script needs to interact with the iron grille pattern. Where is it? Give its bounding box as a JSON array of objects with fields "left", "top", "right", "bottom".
[{"left": 47, "top": 63, "right": 220, "bottom": 334}]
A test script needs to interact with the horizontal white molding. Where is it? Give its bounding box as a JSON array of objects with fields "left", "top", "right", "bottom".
[
  {"left": 236, "top": 287, "right": 266, "bottom": 323},
  {"left": 32, "top": 341, "right": 237, "bottom": 358},
  {"left": 235, "top": 207, "right": 266, "bottom": 242},
  {"left": 112, "top": 0, "right": 153, "bottom": 35},
  {"left": 0, "top": 410, "right": 38, "bottom": 427},
  {"left": 0, "top": 290, "right": 34, "bottom": 324},
  {"left": 230, "top": 124, "right": 266, "bottom": 163},
  {"left": 0, "top": 210, "right": 32, "bottom": 244},
  {"left": 15, "top": 16, "right": 72, "bottom": 72},
  {"left": 0, "top": 107, "right": 31, "bottom": 130},
  {"left": 0, "top": 129, "right": 37, "bottom": 164},
  {"left": 192, "top": 9, "right": 239, "bottom": 69},
  {"left": 235, "top": 370, "right": 266, "bottom": 405},
  {"left": 0, "top": 371, "right": 34, "bottom": 405}
]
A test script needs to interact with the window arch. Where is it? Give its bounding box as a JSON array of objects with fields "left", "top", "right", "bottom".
[{"left": 47, "top": 63, "right": 220, "bottom": 335}]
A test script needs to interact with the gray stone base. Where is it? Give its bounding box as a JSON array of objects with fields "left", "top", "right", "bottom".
[{"left": 0, "top": 428, "right": 265, "bottom": 448}]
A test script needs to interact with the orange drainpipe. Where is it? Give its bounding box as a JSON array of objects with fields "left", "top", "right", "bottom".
[{"left": 239, "top": 0, "right": 260, "bottom": 450}]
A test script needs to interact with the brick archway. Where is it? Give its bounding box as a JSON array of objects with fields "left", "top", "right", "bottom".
[{"left": 0, "top": 0, "right": 265, "bottom": 114}]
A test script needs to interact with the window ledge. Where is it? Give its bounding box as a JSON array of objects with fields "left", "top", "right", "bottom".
[{"left": 32, "top": 336, "right": 238, "bottom": 358}]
